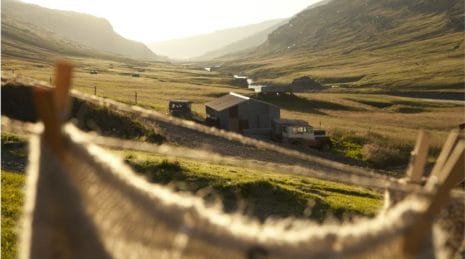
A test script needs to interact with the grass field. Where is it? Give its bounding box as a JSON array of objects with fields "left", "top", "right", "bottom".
[
  {"left": 1, "top": 171, "right": 25, "bottom": 259},
  {"left": 118, "top": 150, "right": 383, "bottom": 221},
  {"left": 1, "top": 132, "right": 27, "bottom": 259},
  {"left": 3, "top": 56, "right": 464, "bottom": 170}
]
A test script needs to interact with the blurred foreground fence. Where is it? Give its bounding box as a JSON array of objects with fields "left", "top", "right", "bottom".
[{"left": 17, "top": 123, "right": 456, "bottom": 259}]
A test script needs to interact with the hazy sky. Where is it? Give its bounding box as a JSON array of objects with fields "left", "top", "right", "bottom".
[{"left": 20, "top": 0, "right": 321, "bottom": 43}]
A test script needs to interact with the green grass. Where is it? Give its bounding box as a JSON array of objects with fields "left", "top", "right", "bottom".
[
  {"left": 120, "top": 151, "right": 383, "bottom": 222},
  {"left": 1, "top": 171, "right": 25, "bottom": 259},
  {"left": 330, "top": 130, "right": 414, "bottom": 172},
  {"left": 1, "top": 133, "right": 27, "bottom": 258},
  {"left": 345, "top": 95, "right": 461, "bottom": 113}
]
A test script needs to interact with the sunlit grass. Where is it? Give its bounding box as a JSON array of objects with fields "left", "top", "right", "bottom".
[
  {"left": 1, "top": 171, "right": 25, "bottom": 259},
  {"left": 117, "top": 150, "right": 383, "bottom": 221}
]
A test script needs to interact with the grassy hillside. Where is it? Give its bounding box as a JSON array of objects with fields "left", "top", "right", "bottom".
[
  {"left": 149, "top": 19, "right": 285, "bottom": 60},
  {"left": 218, "top": 0, "right": 465, "bottom": 91},
  {"left": 1, "top": 15, "right": 111, "bottom": 61},
  {"left": 2, "top": 0, "right": 158, "bottom": 60}
]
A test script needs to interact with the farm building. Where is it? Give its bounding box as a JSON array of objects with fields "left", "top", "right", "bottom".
[
  {"left": 205, "top": 92, "right": 280, "bottom": 133},
  {"left": 255, "top": 85, "right": 292, "bottom": 95}
]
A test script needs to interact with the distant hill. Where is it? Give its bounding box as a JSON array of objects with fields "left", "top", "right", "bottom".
[
  {"left": 148, "top": 19, "right": 285, "bottom": 60},
  {"left": 220, "top": 0, "right": 465, "bottom": 90},
  {"left": 2, "top": 0, "right": 158, "bottom": 60},
  {"left": 196, "top": 19, "right": 288, "bottom": 61},
  {"left": 2, "top": 15, "right": 108, "bottom": 61}
]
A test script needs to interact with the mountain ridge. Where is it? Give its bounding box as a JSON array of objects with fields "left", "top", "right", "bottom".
[
  {"left": 217, "top": 0, "right": 465, "bottom": 90},
  {"left": 195, "top": 19, "right": 288, "bottom": 61},
  {"left": 2, "top": 0, "right": 158, "bottom": 60},
  {"left": 149, "top": 19, "right": 286, "bottom": 60}
]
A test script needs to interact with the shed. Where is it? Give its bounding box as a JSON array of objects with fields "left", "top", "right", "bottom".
[
  {"left": 257, "top": 85, "right": 291, "bottom": 95},
  {"left": 205, "top": 92, "right": 280, "bottom": 133}
]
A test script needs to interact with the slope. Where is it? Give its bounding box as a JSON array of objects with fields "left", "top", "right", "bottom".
[
  {"left": 219, "top": 0, "right": 465, "bottom": 90},
  {"left": 1, "top": 15, "right": 108, "bottom": 61},
  {"left": 196, "top": 19, "right": 288, "bottom": 61},
  {"left": 2, "top": 0, "right": 158, "bottom": 60},
  {"left": 148, "top": 19, "right": 285, "bottom": 60}
]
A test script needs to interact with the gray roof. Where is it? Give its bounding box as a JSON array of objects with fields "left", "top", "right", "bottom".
[{"left": 205, "top": 93, "right": 249, "bottom": 111}]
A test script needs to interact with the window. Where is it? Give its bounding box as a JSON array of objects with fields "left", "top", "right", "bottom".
[{"left": 289, "top": 126, "right": 312, "bottom": 134}]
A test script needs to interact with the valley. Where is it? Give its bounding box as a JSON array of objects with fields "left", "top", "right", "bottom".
[
  {"left": 3, "top": 54, "right": 463, "bottom": 171},
  {"left": 1, "top": 0, "right": 464, "bottom": 257}
]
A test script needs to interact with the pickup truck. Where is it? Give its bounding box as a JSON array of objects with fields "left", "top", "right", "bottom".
[{"left": 271, "top": 119, "right": 332, "bottom": 150}]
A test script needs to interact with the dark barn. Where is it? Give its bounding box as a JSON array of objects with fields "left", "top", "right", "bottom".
[{"left": 205, "top": 92, "right": 280, "bottom": 133}]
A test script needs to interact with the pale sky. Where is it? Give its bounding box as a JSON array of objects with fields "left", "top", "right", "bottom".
[{"left": 20, "top": 0, "right": 320, "bottom": 43}]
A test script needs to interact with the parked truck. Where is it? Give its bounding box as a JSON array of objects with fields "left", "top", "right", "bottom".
[
  {"left": 168, "top": 100, "right": 193, "bottom": 117},
  {"left": 271, "top": 119, "right": 332, "bottom": 150},
  {"left": 168, "top": 100, "right": 204, "bottom": 123}
]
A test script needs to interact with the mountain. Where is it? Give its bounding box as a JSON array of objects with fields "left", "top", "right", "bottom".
[
  {"left": 196, "top": 19, "right": 287, "bottom": 61},
  {"left": 2, "top": 0, "right": 158, "bottom": 60},
  {"left": 148, "top": 19, "right": 285, "bottom": 60},
  {"left": 2, "top": 15, "right": 109, "bottom": 61},
  {"left": 220, "top": 0, "right": 465, "bottom": 90}
]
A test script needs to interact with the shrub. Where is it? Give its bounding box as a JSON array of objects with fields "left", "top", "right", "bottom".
[
  {"left": 71, "top": 99, "right": 165, "bottom": 144},
  {"left": 330, "top": 128, "right": 414, "bottom": 169},
  {"left": 362, "top": 143, "right": 411, "bottom": 168}
]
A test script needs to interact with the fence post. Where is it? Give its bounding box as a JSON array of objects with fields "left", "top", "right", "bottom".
[
  {"left": 94, "top": 85, "right": 97, "bottom": 96},
  {"left": 404, "top": 139, "right": 465, "bottom": 255},
  {"left": 135, "top": 91, "right": 138, "bottom": 104},
  {"left": 425, "top": 130, "right": 461, "bottom": 189},
  {"left": 406, "top": 130, "right": 430, "bottom": 183},
  {"left": 54, "top": 60, "right": 73, "bottom": 120}
]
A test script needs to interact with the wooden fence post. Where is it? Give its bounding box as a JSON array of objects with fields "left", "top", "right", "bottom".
[
  {"left": 94, "top": 85, "right": 97, "bottom": 96},
  {"left": 406, "top": 131, "right": 430, "bottom": 183},
  {"left": 135, "top": 91, "right": 138, "bottom": 104},
  {"left": 54, "top": 60, "right": 73, "bottom": 121},
  {"left": 33, "top": 87, "right": 63, "bottom": 155},
  {"left": 425, "top": 130, "right": 461, "bottom": 190},
  {"left": 404, "top": 139, "right": 465, "bottom": 255},
  {"left": 33, "top": 60, "right": 73, "bottom": 156}
]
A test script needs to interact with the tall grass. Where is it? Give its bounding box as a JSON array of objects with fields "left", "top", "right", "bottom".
[
  {"left": 123, "top": 152, "right": 383, "bottom": 222},
  {"left": 1, "top": 171, "right": 25, "bottom": 259}
]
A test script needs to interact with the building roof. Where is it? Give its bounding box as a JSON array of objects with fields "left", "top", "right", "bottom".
[{"left": 205, "top": 92, "right": 249, "bottom": 111}]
